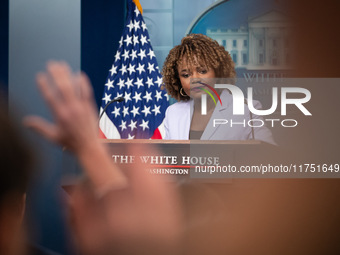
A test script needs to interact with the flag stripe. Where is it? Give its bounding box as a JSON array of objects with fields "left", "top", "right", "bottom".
[{"left": 99, "top": 109, "right": 121, "bottom": 139}]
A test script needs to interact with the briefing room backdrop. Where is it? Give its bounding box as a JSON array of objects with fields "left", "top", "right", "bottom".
[
  {"left": 2, "top": 0, "right": 340, "bottom": 254},
  {"left": 7, "top": 0, "right": 340, "bottom": 254}
]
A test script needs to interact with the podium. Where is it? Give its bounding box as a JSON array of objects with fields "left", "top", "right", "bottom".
[
  {"left": 64, "top": 137, "right": 338, "bottom": 183},
  {"left": 61, "top": 139, "right": 340, "bottom": 254},
  {"left": 100, "top": 139, "right": 279, "bottom": 180},
  {"left": 61, "top": 139, "right": 278, "bottom": 194}
]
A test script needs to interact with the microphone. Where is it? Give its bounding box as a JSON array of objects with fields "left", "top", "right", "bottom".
[{"left": 99, "top": 97, "right": 124, "bottom": 120}]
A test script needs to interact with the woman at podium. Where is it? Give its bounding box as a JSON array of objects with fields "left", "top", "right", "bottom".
[{"left": 161, "top": 34, "right": 275, "bottom": 144}]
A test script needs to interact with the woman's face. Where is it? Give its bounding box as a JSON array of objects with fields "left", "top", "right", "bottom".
[{"left": 177, "top": 58, "right": 216, "bottom": 99}]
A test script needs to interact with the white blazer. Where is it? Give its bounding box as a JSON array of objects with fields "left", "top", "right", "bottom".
[{"left": 164, "top": 90, "right": 275, "bottom": 144}]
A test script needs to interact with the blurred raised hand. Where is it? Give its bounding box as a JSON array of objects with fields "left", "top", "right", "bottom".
[
  {"left": 24, "top": 61, "right": 98, "bottom": 153},
  {"left": 24, "top": 61, "right": 127, "bottom": 191},
  {"left": 24, "top": 61, "right": 182, "bottom": 255},
  {"left": 70, "top": 145, "right": 182, "bottom": 255}
]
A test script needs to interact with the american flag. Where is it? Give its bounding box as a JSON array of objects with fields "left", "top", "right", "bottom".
[{"left": 99, "top": 0, "right": 169, "bottom": 139}]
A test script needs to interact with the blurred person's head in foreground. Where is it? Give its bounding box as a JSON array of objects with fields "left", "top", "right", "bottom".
[{"left": 0, "top": 95, "right": 33, "bottom": 255}]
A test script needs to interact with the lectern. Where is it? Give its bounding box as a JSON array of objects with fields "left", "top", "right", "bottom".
[{"left": 100, "top": 139, "right": 279, "bottom": 179}]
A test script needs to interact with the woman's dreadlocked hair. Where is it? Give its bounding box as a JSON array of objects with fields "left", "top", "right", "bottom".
[{"left": 161, "top": 34, "right": 236, "bottom": 101}]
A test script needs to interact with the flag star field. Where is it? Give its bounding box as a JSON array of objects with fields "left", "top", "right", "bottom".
[{"left": 99, "top": 0, "right": 169, "bottom": 139}]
